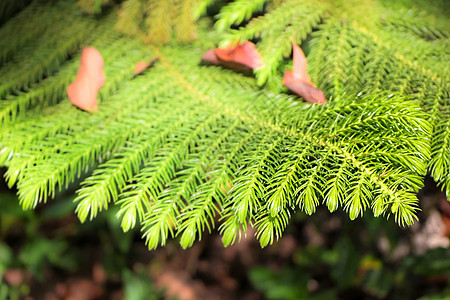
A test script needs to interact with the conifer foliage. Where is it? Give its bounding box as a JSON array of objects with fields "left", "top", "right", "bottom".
[{"left": 0, "top": 0, "right": 448, "bottom": 249}]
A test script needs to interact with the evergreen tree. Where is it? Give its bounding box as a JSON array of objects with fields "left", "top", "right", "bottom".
[{"left": 0, "top": 0, "right": 448, "bottom": 249}]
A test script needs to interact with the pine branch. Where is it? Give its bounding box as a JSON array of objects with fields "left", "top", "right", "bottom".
[
  {"left": 0, "top": 34, "right": 152, "bottom": 176},
  {"left": 255, "top": 206, "right": 291, "bottom": 248},
  {"left": 381, "top": 2, "right": 449, "bottom": 40},
  {"left": 115, "top": 0, "right": 144, "bottom": 37},
  {"left": 220, "top": 0, "right": 326, "bottom": 86},
  {"left": 156, "top": 42, "right": 430, "bottom": 236},
  {"left": 215, "top": 0, "right": 268, "bottom": 32},
  {"left": 0, "top": 9, "right": 101, "bottom": 99},
  {"left": 5, "top": 41, "right": 156, "bottom": 207},
  {"left": 220, "top": 131, "right": 286, "bottom": 245},
  {"left": 349, "top": 23, "right": 450, "bottom": 198},
  {"left": 178, "top": 125, "right": 258, "bottom": 248},
  {"left": 0, "top": 0, "right": 77, "bottom": 65},
  {"left": 302, "top": 12, "right": 449, "bottom": 199},
  {"left": 144, "top": 0, "right": 175, "bottom": 44},
  {"left": 138, "top": 111, "right": 227, "bottom": 249},
  {"left": 0, "top": 0, "right": 446, "bottom": 249},
  {"left": 75, "top": 83, "right": 188, "bottom": 223},
  {"left": 193, "top": 0, "right": 215, "bottom": 20},
  {"left": 0, "top": 21, "right": 132, "bottom": 124},
  {"left": 176, "top": 119, "right": 241, "bottom": 248},
  {"left": 173, "top": 0, "right": 198, "bottom": 42}
]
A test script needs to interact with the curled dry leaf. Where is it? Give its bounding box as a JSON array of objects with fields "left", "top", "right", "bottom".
[
  {"left": 133, "top": 57, "right": 160, "bottom": 76},
  {"left": 283, "top": 42, "right": 326, "bottom": 105},
  {"left": 67, "top": 47, "right": 105, "bottom": 112},
  {"left": 201, "top": 41, "right": 263, "bottom": 71}
]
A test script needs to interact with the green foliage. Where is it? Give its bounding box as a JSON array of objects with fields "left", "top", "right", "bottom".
[
  {"left": 123, "top": 267, "right": 167, "bottom": 300},
  {"left": 248, "top": 204, "right": 450, "bottom": 299},
  {"left": 0, "top": 186, "right": 167, "bottom": 299},
  {"left": 0, "top": 0, "right": 31, "bottom": 25},
  {"left": 250, "top": 266, "right": 316, "bottom": 299},
  {"left": 249, "top": 228, "right": 450, "bottom": 300},
  {"left": 214, "top": 0, "right": 450, "bottom": 200},
  {"left": 77, "top": 0, "right": 111, "bottom": 14},
  {"left": 0, "top": 0, "right": 448, "bottom": 249},
  {"left": 115, "top": 0, "right": 199, "bottom": 43},
  {"left": 221, "top": 0, "right": 326, "bottom": 86},
  {"left": 214, "top": 0, "right": 268, "bottom": 32}
]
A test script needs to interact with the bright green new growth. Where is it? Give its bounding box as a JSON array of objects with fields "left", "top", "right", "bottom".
[{"left": 0, "top": 0, "right": 448, "bottom": 249}]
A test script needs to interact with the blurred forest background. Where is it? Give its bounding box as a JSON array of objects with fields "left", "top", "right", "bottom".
[
  {"left": 1, "top": 0, "right": 450, "bottom": 299},
  {"left": 1, "top": 169, "right": 450, "bottom": 299}
]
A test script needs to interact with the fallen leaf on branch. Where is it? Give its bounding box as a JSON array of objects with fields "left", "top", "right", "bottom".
[
  {"left": 283, "top": 42, "right": 326, "bottom": 105},
  {"left": 67, "top": 47, "right": 105, "bottom": 112},
  {"left": 133, "top": 57, "right": 160, "bottom": 76},
  {"left": 201, "top": 41, "right": 263, "bottom": 71}
]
